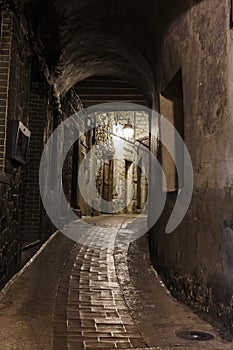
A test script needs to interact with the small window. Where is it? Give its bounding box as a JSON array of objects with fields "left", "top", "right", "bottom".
[
  {"left": 8, "top": 121, "right": 31, "bottom": 165},
  {"left": 160, "top": 69, "right": 184, "bottom": 192}
]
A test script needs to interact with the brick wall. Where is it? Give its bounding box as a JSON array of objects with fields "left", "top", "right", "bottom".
[
  {"left": 0, "top": 5, "right": 13, "bottom": 170},
  {"left": 0, "top": 4, "right": 24, "bottom": 287},
  {"left": 0, "top": 3, "right": 59, "bottom": 285},
  {"left": 20, "top": 81, "right": 48, "bottom": 244},
  {"left": 19, "top": 55, "right": 60, "bottom": 247}
]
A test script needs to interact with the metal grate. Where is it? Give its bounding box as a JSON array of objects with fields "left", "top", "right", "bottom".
[{"left": 176, "top": 330, "right": 214, "bottom": 341}]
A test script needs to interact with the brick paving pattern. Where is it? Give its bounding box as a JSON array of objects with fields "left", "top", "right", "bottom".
[
  {"left": 53, "top": 216, "right": 146, "bottom": 350},
  {"left": 0, "top": 216, "right": 231, "bottom": 350}
]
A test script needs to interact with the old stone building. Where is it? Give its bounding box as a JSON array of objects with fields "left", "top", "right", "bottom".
[
  {"left": 92, "top": 110, "right": 149, "bottom": 215},
  {"left": 0, "top": 0, "right": 233, "bottom": 349}
]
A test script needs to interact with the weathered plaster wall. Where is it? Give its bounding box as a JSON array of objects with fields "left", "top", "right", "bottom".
[{"left": 150, "top": 0, "right": 233, "bottom": 335}]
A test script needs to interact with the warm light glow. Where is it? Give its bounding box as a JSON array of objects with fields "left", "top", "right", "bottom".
[{"left": 123, "top": 122, "right": 134, "bottom": 139}]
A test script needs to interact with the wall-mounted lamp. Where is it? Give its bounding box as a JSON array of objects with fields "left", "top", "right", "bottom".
[{"left": 123, "top": 119, "right": 134, "bottom": 140}]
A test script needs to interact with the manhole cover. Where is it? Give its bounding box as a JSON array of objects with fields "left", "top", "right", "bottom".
[{"left": 176, "top": 330, "right": 214, "bottom": 341}]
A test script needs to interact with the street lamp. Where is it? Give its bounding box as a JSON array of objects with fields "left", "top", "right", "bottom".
[{"left": 123, "top": 119, "right": 134, "bottom": 139}]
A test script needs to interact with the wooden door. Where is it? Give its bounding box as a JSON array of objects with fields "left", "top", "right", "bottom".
[{"left": 102, "top": 160, "right": 113, "bottom": 213}]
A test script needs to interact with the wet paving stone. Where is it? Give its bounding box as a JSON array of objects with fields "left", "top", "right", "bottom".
[
  {"left": 0, "top": 216, "right": 232, "bottom": 349},
  {"left": 53, "top": 217, "right": 146, "bottom": 350},
  {"left": 50, "top": 215, "right": 233, "bottom": 349}
]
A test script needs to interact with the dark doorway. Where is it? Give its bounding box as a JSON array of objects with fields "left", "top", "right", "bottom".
[{"left": 102, "top": 160, "right": 113, "bottom": 213}]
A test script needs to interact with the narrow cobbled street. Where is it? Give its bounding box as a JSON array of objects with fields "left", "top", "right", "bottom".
[{"left": 0, "top": 216, "right": 231, "bottom": 350}]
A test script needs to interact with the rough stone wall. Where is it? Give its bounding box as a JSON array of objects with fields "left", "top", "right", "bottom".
[
  {"left": 112, "top": 112, "right": 149, "bottom": 214},
  {"left": 0, "top": 171, "right": 21, "bottom": 289},
  {"left": 94, "top": 111, "right": 149, "bottom": 214},
  {"left": 150, "top": 0, "right": 233, "bottom": 335}
]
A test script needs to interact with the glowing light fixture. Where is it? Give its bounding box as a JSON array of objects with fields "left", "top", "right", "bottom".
[{"left": 123, "top": 119, "right": 134, "bottom": 139}]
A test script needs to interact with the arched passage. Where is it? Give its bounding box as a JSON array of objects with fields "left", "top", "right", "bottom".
[{"left": 1, "top": 0, "right": 233, "bottom": 342}]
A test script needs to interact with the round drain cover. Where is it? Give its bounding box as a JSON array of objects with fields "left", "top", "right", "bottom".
[{"left": 176, "top": 330, "right": 214, "bottom": 341}]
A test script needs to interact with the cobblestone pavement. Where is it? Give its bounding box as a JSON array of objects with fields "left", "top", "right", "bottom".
[
  {"left": 53, "top": 216, "right": 147, "bottom": 350},
  {"left": 0, "top": 215, "right": 232, "bottom": 350},
  {"left": 52, "top": 215, "right": 232, "bottom": 350}
]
